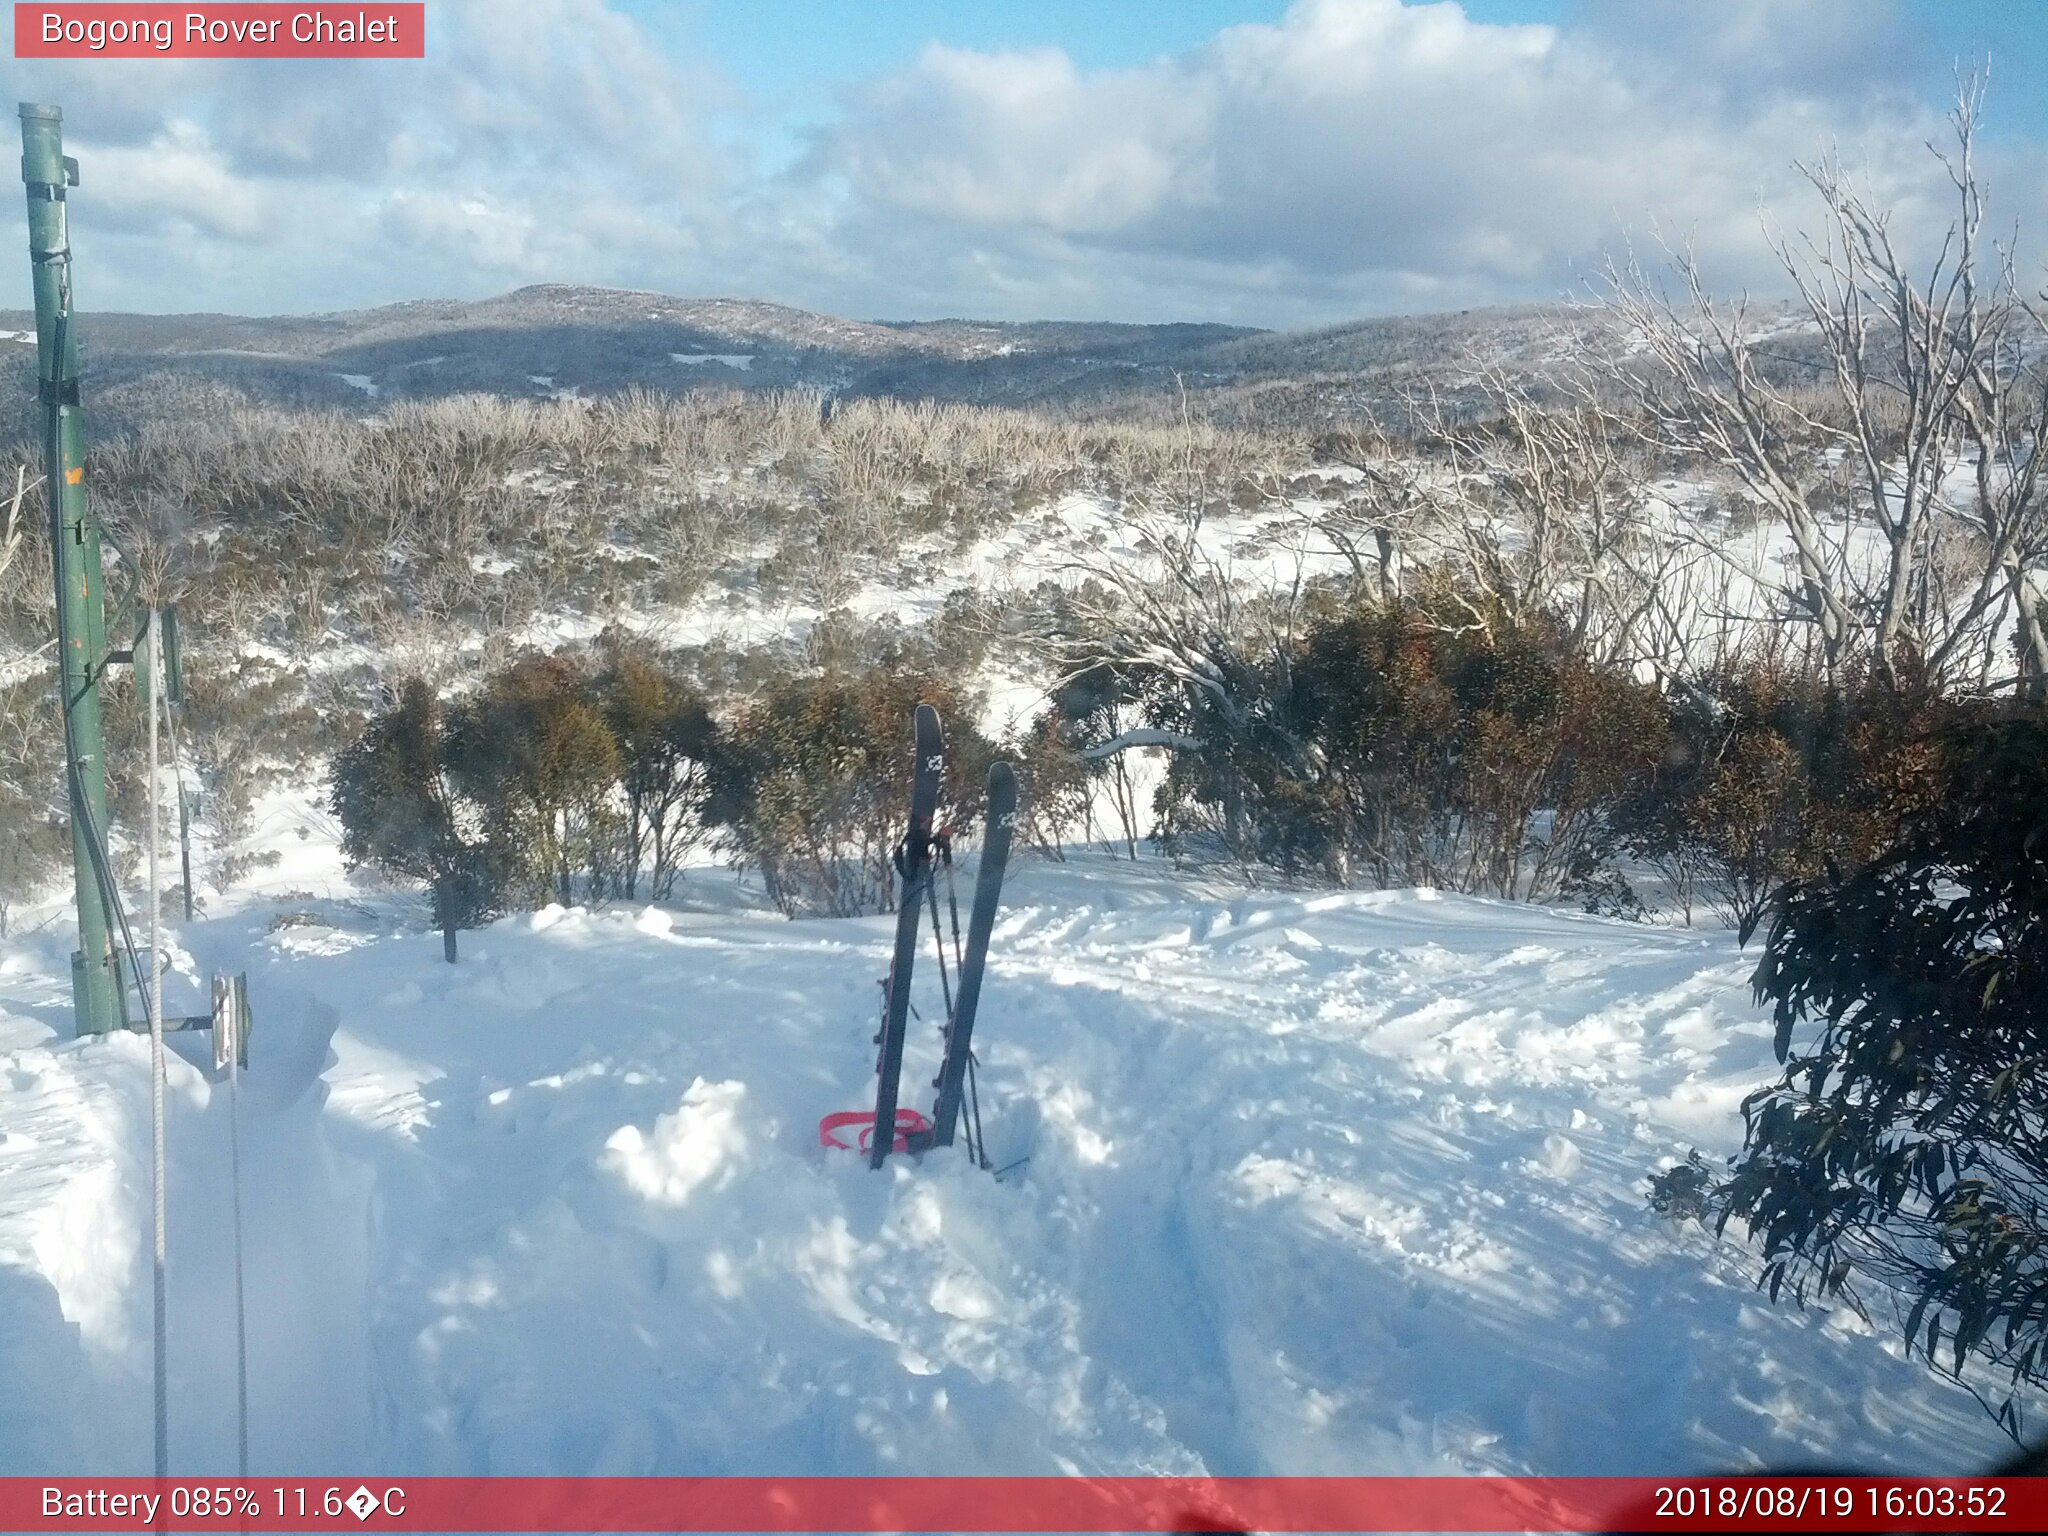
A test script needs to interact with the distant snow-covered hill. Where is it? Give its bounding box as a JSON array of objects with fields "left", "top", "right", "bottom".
[{"left": 0, "top": 283, "right": 1666, "bottom": 435}]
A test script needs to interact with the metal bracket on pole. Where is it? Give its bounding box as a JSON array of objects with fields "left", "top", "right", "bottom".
[
  {"left": 211, "top": 974, "right": 250, "bottom": 1075},
  {"left": 129, "top": 972, "right": 251, "bottom": 1075}
]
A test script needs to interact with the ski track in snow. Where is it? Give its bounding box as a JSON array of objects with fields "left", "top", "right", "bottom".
[{"left": 0, "top": 856, "right": 2015, "bottom": 1476}]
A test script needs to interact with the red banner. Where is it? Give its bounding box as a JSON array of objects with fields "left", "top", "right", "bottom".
[
  {"left": 13, "top": 5, "right": 424, "bottom": 58},
  {"left": 0, "top": 1476, "right": 2038, "bottom": 1532}
]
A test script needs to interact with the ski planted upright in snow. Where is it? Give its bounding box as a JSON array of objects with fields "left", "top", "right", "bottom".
[
  {"left": 929, "top": 760, "right": 1016, "bottom": 1153},
  {"left": 870, "top": 703, "right": 945, "bottom": 1168}
]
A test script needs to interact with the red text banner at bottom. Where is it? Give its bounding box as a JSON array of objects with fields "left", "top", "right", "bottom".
[{"left": 2, "top": 1476, "right": 2040, "bottom": 1532}]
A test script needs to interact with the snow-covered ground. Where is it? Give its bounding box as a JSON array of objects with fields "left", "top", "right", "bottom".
[
  {"left": 0, "top": 816, "right": 2014, "bottom": 1477},
  {"left": 2, "top": 431, "right": 2028, "bottom": 1481}
]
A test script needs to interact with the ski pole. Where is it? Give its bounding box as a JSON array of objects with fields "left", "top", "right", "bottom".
[
  {"left": 925, "top": 872, "right": 955, "bottom": 1033},
  {"left": 966, "top": 1049, "right": 989, "bottom": 1170},
  {"left": 940, "top": 833, "right": 965, "bottom": 972}
]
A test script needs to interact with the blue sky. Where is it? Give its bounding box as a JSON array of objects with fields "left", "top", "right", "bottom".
[
  {"left": 621, "top": 0, "right": 1306, "bottom": 173},
  {"left": 627, "top": 0, "right": 2046, "bottom": 101},
  {"left": 629, "top": 0, "right": 2048, "bottom": 154},
  {"left": 5, "top": 0, "right": 2047, "bottom": 326}
]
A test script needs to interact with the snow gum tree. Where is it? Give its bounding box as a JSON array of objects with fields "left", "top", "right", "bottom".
[
  {"left": 447, "top": 655, "right": 622, "bottom": 908},
  {"left": 591, "top": 631, "right": 716, "bottom": 901},
  {"left": 332, "top": 677, "right": 504, "bottom": 962}
]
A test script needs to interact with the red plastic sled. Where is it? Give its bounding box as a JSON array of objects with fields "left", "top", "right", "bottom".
[{"left": 819, "top": 1108, "right": 932, "bottom": 1155}]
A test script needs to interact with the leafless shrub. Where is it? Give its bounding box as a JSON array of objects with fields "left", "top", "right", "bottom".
[{"left": 1594, "top": 79, "right": 2048, "bottom": 698}]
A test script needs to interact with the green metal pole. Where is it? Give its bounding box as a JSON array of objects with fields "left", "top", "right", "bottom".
[{"left": 20, "top": 103, "right": 122, "bottom": 1036}]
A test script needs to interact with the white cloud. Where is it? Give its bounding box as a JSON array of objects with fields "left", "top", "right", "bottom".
[
  {"left": 85, "top": 120, "right": 269, "bottom": 241},
  {"left": 0, "top": 0, "right": 739, "bottom": 312},
  {"left": 835, "top": 44, "right": 1210, "bottom": 235},
  {"left": 813, "top": 0, "right": 2025, "bottom": 320},
  {"left": 0, "top": 0, "right": 2039, "bottom": 326}
]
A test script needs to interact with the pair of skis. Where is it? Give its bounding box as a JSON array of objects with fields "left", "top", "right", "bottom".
[{"left": 867, "top": 703, "right": 1016, "bottom": 1170}]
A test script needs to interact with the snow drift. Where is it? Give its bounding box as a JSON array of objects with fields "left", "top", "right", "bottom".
[{"left": 0, "top": 855, "right": 2013, "bottom": 1476}]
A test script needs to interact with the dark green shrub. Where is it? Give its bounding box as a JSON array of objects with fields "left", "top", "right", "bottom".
[
  {"left": 1011, "top": 707, "right": 1091, "bottom": 860},
  {"left": 332, "top": 677, "right": 505, "bottom": 962},
  {"left": 1139, "top": 601, "right": 1668, "bottom": 900},
  {"left": 1726, "top": 715, "right": 2048, "bottom": 1433},
  {"left": 1623, "top": 655, "right": 1973, "bottom": 928}
]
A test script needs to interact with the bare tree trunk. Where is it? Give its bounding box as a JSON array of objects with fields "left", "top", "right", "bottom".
[{"left": 2014, "top": 569, "right": 2048, "bottom": 703}]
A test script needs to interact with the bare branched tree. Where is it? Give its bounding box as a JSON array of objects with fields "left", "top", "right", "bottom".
[
  {"left": 1052, "top": 388, "right": 1302, "bottom": 736},
  {"left": 1597, "top": 78, "right": 2048, "bottom": 695},
  {"left": 1305, "top": 416, "right": 1430, "bottom": 606},
  {"left": 1408, "top": 366, "right": 1669, "bottom": 662},
  {"left": 1031, "top": 381, "right": 1318, "bottom": 859}
]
